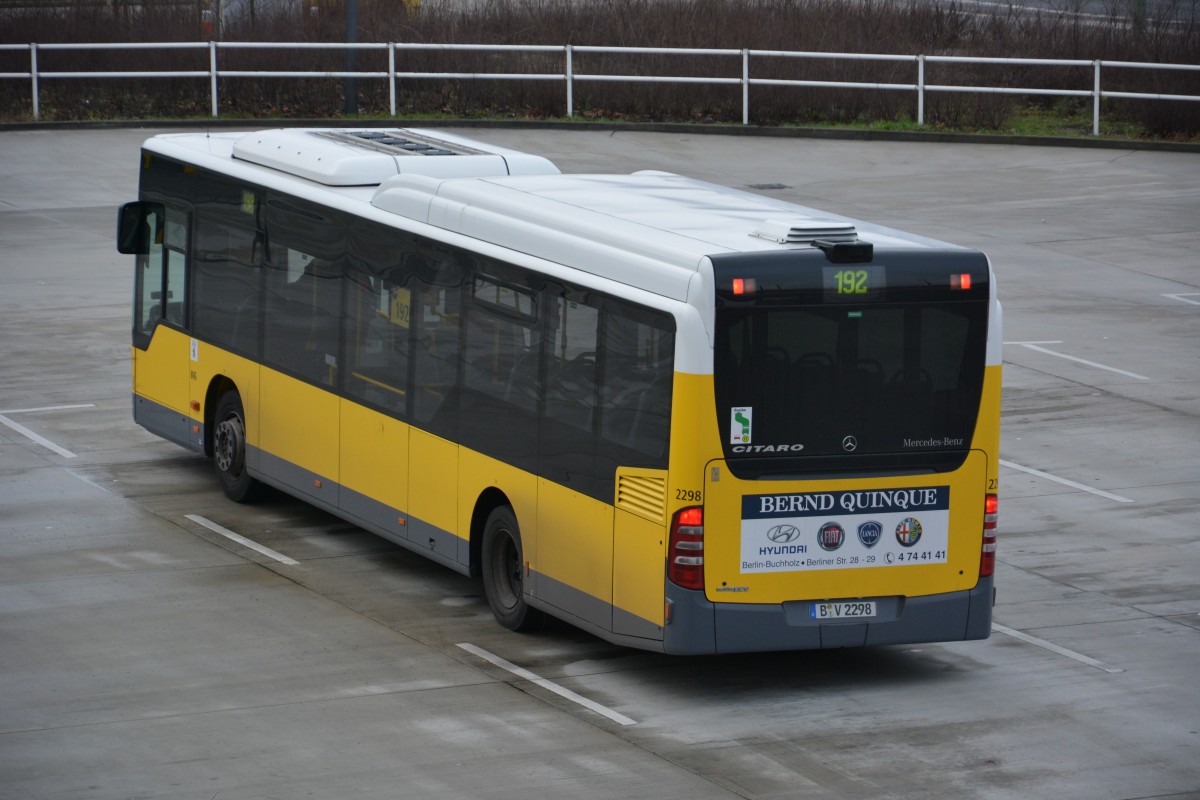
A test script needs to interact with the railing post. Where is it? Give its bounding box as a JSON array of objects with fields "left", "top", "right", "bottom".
[
  {"left": 210, "top": 41, "right": 219, "bottom": 117},
  {"left": 742, "top": 49, "right": 750, "bottom": 126},
  {"left": 566, "top": 45, "right": 574, "bottom": 118},
  {"left": 30, "top": 43, "right": 39, "bottom": 122},
  {"left": 388, "top": 42, "right": 396, "bottom": 117},
  {"left": 917, "top": 54, "right": 925, "bottom": 126},
  {"left": 1093, "top": 60, "right": 1101, "bottom": 136}
]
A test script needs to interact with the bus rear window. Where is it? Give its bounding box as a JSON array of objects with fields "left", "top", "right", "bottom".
[{"left": 715, "top": 292, "right": 987, "bottom": 476}]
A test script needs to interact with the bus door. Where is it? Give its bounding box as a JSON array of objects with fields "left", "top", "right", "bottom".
[
  {"left": 603, "top": 302, "right": 675, "bottom": 638},
  {"left": 537, "top": 287, "right": 613, "bottom": 630},
  {"left": 126, "top": 201, "right": 196, "bottom": 449},
  {"left": 537, "top": 291, "right": 675, "bottom": 636},
  {"left": 407, "top": 255, "right": 465, "bottom": 563},
  {"left": 256, "top": 197, "right": 344, "bottom": 506},
  {"left": 339, "top": 238, "right": 414, "bottom": 543}
]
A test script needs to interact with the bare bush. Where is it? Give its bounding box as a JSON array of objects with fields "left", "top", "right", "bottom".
[{"left": 0, "top": 0, "right": 1196, "bottom": 136}]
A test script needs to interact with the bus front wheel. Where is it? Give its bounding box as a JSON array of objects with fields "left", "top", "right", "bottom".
[
  {"left": 213, "top": 391, "right": 262, "bottom": 503},
  {"left": 481, "top": 506, "right": 544, "bottom": 632}
]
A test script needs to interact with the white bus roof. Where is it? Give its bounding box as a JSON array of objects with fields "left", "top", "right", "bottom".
[
  {"left": 144, "top": 128, "right": 970, "bottom": 303},
  {"left": 231, "top": 127, "right": 562, "bottom": 184}
]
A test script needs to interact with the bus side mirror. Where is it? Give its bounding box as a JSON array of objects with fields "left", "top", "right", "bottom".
[{"left": 117, "top": 201, "right": 165, "bottom": 255}]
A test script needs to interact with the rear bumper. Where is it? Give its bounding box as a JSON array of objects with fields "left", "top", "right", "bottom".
[{"left": 663, "top": 576, "right": 995, "bottom": 654}]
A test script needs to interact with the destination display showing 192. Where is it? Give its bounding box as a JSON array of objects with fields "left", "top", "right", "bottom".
[{"left": 823, "top": 265, "right": 886, "bottom": 301}]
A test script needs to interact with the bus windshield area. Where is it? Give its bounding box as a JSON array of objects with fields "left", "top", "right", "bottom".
[{"left": 715, "top": 293, "right": 987, "bottom": 476}]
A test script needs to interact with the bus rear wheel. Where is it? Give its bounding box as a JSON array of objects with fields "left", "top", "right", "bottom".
[
  {"left": 481, "top": 506, "right": 544, "bottom": 632},
  {"left": 213, "top": 391, "right": 262, "bottom": 503}
]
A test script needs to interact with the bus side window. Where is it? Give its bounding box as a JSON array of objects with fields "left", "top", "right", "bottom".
[
  {"left": 163, "top": 207, "right": 189, "bottom": 328},
  {"left": 262, "top": 197, "right": 344, "bottom": 387},
  {"left": 544, "top": 292, "right": 599, "bottom": 432},
  {"left": 263, "top": 249, "right": 342, "bottom": 386},
  {"left": 192, "top": 214, "right": 263, "bottom": 358},
  {"left": 134, "top": 205, "right": 166, "bottom": 343},
  {"left": 411, "top": 255, "right": 463, "bottom": 437},
  {"left": 344, "top": 268, "right": 410, "bottom": 417},
  {"left": 465, "top": 274, "right": 538, "bottom": 411},
  {"left": 599, "top": 302, "right": 675, "bottom": 465},
  {"left": 540, "top": 288, "right": 601, "bottom": 496},
  {"left": 344, "top": 219, "right": 422, "bottom": 418},
  {"left": 459, "top": 267, "right": 540, "bottom": 470},
  {"left": 132, "top": 204, "right": 189, "bottom": 346}
]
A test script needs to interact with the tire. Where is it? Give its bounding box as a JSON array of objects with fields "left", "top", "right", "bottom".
[
  {"left": 212, "top": 391, "right": 262, "bottom": 503},
  {"left": 481, "top": 506, "right": 544, "bottom": 632}
]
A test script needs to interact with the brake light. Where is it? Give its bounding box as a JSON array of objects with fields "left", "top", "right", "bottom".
[
  {"left": 668, "top": 506, "right": 704, "bottom": 590},
  {"left": 731, "top": 278, "right": 757, "bottom": 296},
  {"left": 980, "top": 493, "right": 998, "bottom": 577}
]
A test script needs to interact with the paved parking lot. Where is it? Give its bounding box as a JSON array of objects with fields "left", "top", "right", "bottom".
[{"left": 1, "top": 126, "right": 1198, "bottom": 799}]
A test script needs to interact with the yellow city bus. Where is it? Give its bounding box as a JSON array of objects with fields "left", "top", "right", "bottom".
[{"left": 118, "top": 128, "right": 1000, "bottom": 653}]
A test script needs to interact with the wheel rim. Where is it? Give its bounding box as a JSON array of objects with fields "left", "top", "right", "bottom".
[
  {"left": 214, "top": 412, "right": 246, "bottom": 477},
  {"left": 489, "top": 528, "right": 521, "bottom": 611}
]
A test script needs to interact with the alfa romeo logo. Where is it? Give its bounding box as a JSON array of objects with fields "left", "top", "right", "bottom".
[{"left": 896, "top": 517, "right": 923, "bottom": 547}]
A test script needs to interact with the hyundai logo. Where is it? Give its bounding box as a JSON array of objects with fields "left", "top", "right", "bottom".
[{"left": 767, "top": 524, "right": 801, "bottom": 543}]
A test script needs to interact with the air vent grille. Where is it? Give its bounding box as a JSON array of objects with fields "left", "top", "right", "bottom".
[
  {"left": 316, "top": 129, "right": 485, "bottom": 157},
  {"left": 752, "top": 219, "right": 858, "bottom": 244},
  {"left": 616, "top": 470, "right": 668, "bottom": 523}
]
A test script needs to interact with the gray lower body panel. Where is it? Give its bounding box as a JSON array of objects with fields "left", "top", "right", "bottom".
[
  {"left": 663, "top": 576, "right": 995, "bottom": 655},
  {"left": 247, "top": 445, "right": 471, "bottom": 576},
  {"left": 133, "top": 393, "right": 204, "bottom": 453},
  {"left": 529, "top": 570, "right": 664, "bottom": 647}
]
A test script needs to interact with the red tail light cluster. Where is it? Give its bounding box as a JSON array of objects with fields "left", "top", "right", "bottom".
[
  {"left": 980, "top": 493, "right": 998, "bottom": 577},
  {"left": 668, "top": 506, "right": 704, "bottom": 590}
]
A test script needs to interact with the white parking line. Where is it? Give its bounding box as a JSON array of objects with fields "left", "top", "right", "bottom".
[
  {"left": 1005, "top": 341, "right": 1149, "bottom": 381},
  {"left": 184, "top": 514, "right": 300, "bottom": 566},
  {"left": 456, "top": 643, "right": 637, "bottom": 726},
  {"left": 0, "top": 403, "right": 97, "bottom": 414},
  {"left": 0, "top": 412, "right": 81, "bottom": 458},
  {"left": 1000, "top": 459, "right": 1134, "bottom": 504},
  {"left": 992, "top": 623, "right": 1124, "bottom": 674},
  {"left": 1163, "top": 292, "right": 1200, "bottom": 306}
]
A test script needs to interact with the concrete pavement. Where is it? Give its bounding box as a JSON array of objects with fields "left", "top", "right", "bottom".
[{"left": 1, "top": 125, "right": 1198, "bottom": 799}]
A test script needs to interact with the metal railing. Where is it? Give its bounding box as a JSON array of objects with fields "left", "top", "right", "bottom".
[{"left": 2, "top": 40, "right": 1198, "bottom": 134}]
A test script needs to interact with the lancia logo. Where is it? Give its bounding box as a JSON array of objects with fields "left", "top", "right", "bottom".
[
  {"left": 858, "top": 521, "right": 883, "bottom": 548},
  {"left": 842, "top": 435, "right": 858, "bottom": 452}
]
